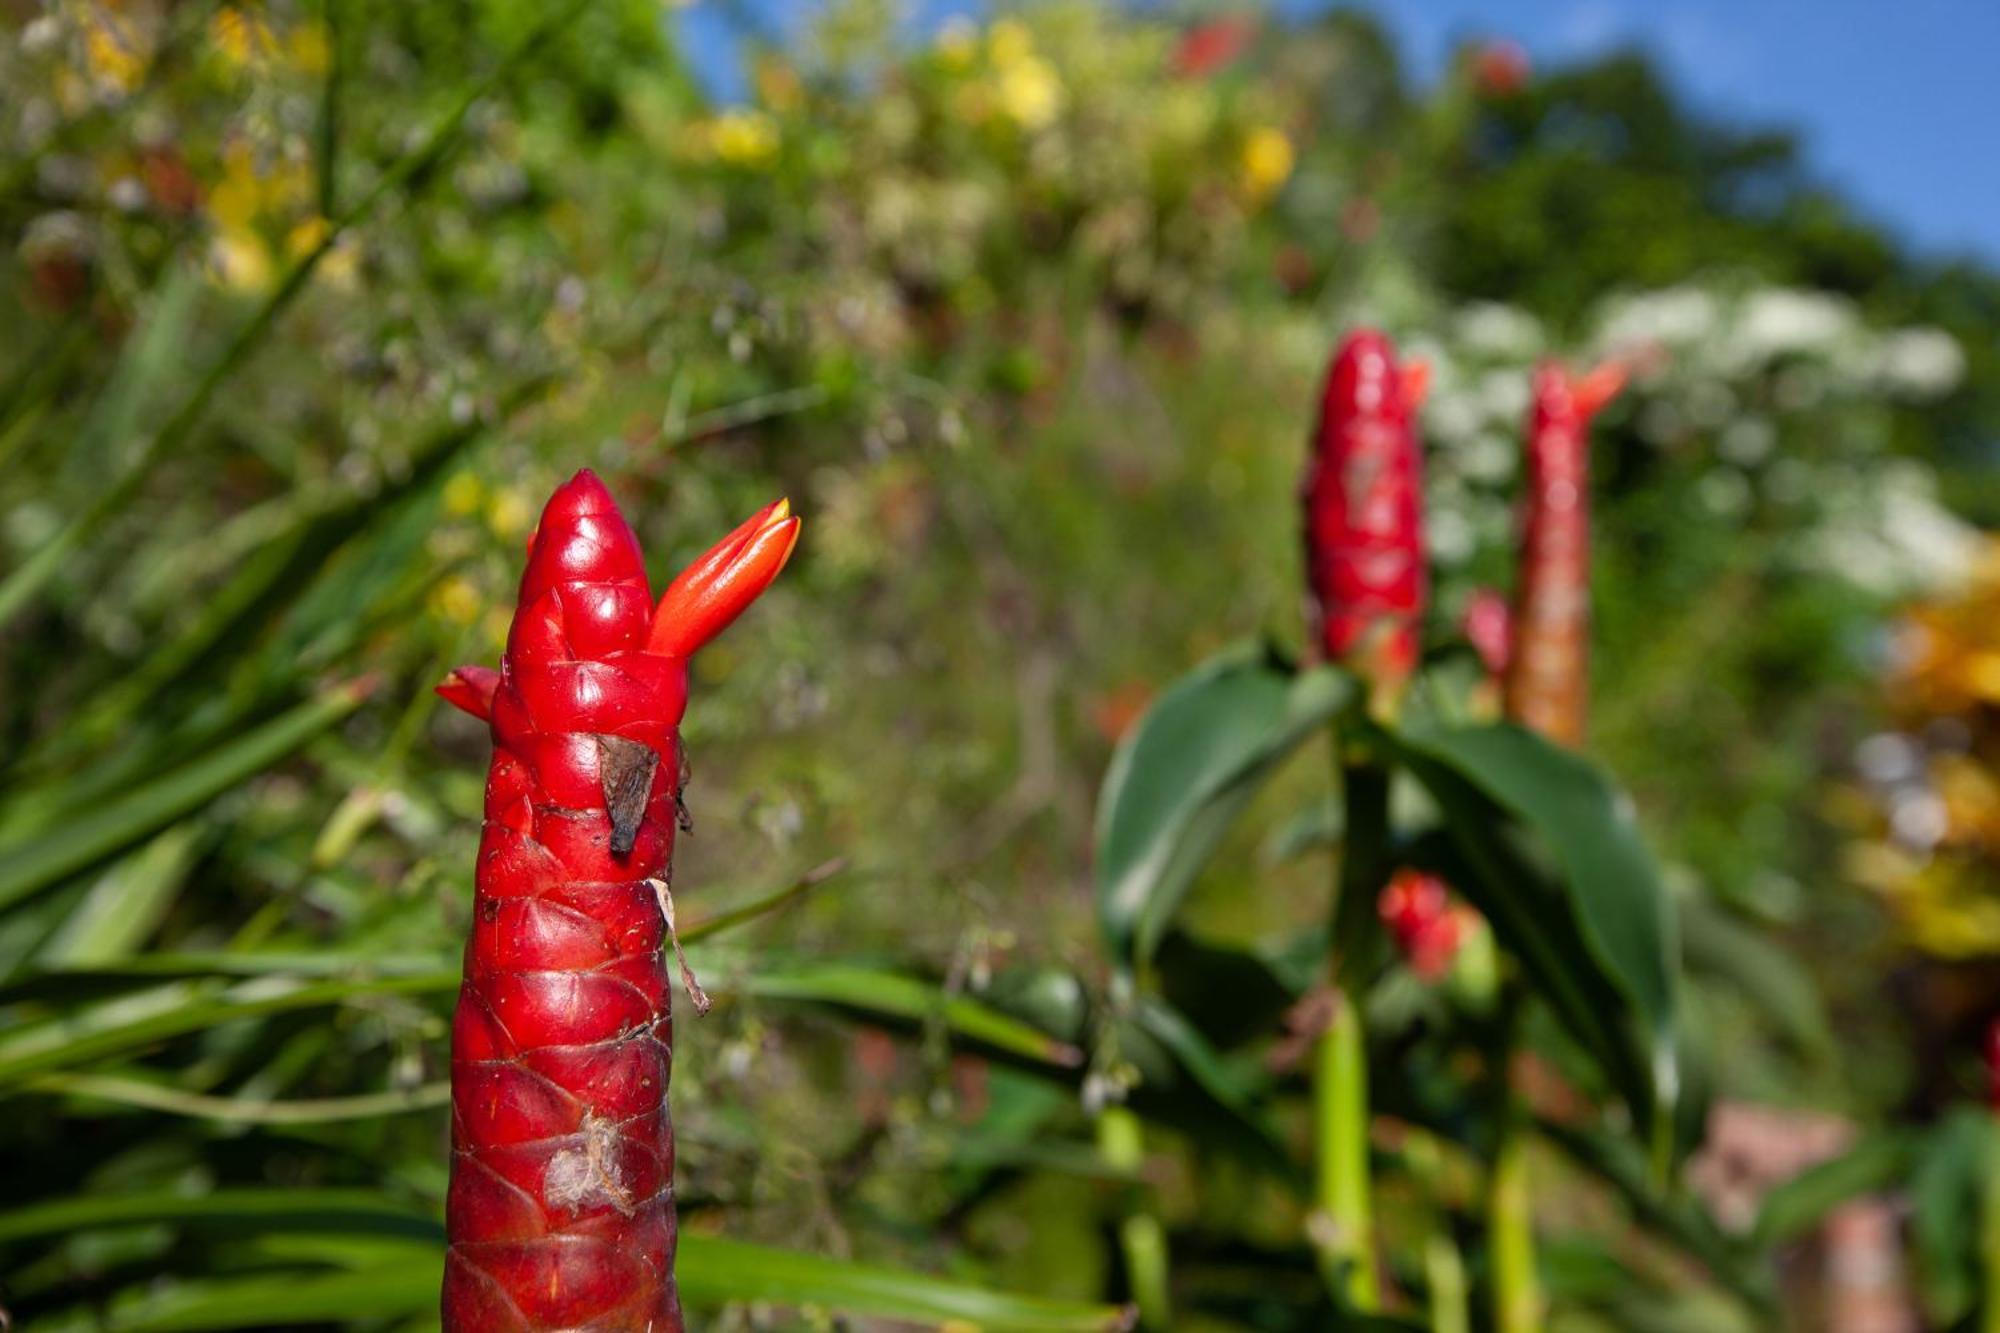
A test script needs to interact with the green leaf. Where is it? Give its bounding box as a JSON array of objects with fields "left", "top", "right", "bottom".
[
  {"left": 1909, "top": 1106, "right": 1991, "bottom": 1324},
  {"left": 1752, "top": 1128, "right": 1916, "bottom": 1246},
  {"left": 0, "top": 1187, "right": 442, "bottom": 1245},
  {"left": 680, "top": 1236, "right": 1134, "bottom": 1328},
  {"left": 1393, "top": 722, "right": 1679, "bottom": 1139},
  {"left": 9, "top": 1193, "right": 1131, "bottom": 1331},
  {"left": 740, "top": 960, "right": 1085, "bottom": 1067},
  {"left": 0, "top": 971, "right": 453, "bottom": 1084},
  {"left": 1679, "top": 893, "right": 1832, "bottom": 1060},
  {"left": 1094, "top": 644, "right": 1354, "bottom": 966},
  {"left": 0, "top": 683, "right": 370, "bottom": 914}
]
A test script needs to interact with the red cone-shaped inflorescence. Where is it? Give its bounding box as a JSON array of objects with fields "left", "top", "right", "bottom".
[
  {"left": 1503, "top": 360, "right": 1623, "bottom": 747},
  {"left": 1378, "top": 868, "right": 1463, "bottom": 981},
  {"left": 1302, "top": 329, "right": 1430, "bottom": 691},
  {"left": 437, "top": 471, "right": 797, "bottom": 1333}
]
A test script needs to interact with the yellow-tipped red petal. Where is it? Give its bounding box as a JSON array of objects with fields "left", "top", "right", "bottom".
[
  {"left": 647, "top": 499, "right": 800, "bottom": 658},
  {"left": 436, "top": 664, "right": 502, "bottom": 721}
]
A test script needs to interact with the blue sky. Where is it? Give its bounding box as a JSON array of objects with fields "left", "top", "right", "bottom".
[{"left": 674, "top": 1, "right": 2000, "bottom": 264}]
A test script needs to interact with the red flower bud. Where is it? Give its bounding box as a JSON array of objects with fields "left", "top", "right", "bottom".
[
  {"left": 1503, "top": 360, "right": 1623, "bottom": 747},
  {"left": 1302, "top": 330, "right": 1429, "bottom": 691},
  {"left": 1471, "top": 40, "right": 1530, "bottom": 97},
  {"left": 437, "top": 471, "right": 795, "bottom": 1332},
  {"left": 1171, "top": 14, "right": 1254, "bottom": 79},
  {"left": 1378, "top": 869, "right": 1462, "bottom": 981}
]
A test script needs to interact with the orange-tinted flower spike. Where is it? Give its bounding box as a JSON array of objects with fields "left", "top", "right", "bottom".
[{"left": 647, "top": 498, "right": 800, "bottom": 659}]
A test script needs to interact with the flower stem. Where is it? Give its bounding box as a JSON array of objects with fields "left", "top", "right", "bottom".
[
  {"left": 1098, "top": 1104, "right": 1171, "bottom": 1328},
  {"left": 1490, "top": 992, "right": 1542, "bottom": 1333}
]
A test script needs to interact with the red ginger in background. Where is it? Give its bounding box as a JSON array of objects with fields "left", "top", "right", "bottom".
[
  {"left": 436, "top": 471, "right": 798, "bottom": 1333},
  {"left": 1302, "top": 329, "right": 1430, "bottom": 692},
  {"left": 1503, "top": 360, "right": 1623, "bottom": 748},
  {"left": 1378, "top": 868, "right": 1464, "bottom": 981}
]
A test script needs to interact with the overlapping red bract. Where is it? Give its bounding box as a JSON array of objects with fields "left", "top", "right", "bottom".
[
  {"left": 1301, "top": 329, "right": 1429, "bottom": 688},
  {"left": 438, "top": 471, "right": 795, "bottom": 1332},
  {"left": 1503, "top": 361, "right": 1622, "bottom": 747}
]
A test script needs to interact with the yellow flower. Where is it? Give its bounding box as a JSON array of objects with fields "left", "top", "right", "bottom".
[
  {"left": 934, "top": 17, "right": 978, "bottom": 72},
  {"left": 443, "top": 472, "right": 485, "bottom": 518},
  {"left": 1241, "top": 125, "right": 1295, "bottom": 202},
  {"left": 211, "top": 5, "right": 276, "bottom": 67},
  {"left": 708, "top": 109, "right": 779, "bottom": 167},
  {"left": 487, "top": 488, "right": 533, "bottom": 540},
  {"left": 209, "top": 230, "right": 273, "bottom": 291},
  {"left": 287, "top": 20, "right": 331, "bottom": 76},
  {"left": 431, "top": 575, "right": 482, "bottom": 626},
  {"left": 987, "top": 18, "right": 1034, "bottom": 68},
  {"left": 997, "top": 56, "right": 1062, "bottom": 130},
  {"left": 83, "top": 9, "right": 150, "bottom": 95}
]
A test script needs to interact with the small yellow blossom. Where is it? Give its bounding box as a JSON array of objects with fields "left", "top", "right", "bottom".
[
  {"left": 934, "top": 17, "right": 978, "bottom": 72},
  {"left": 486, "top": 488, "right": 533, "bottom": 540},
  {"left": 443, "top": 472, "right": 485, "bottom": 518},
  {"left": 997, "top": 56, "right": 1062, "bottom": 130},
  {"left": 209, "top": 230, "right": 273, "bottom": 291},
  {"left": 211, "top": 5, "right": 276, "bottom": 67},
  {"left": 987, "top": 18, "right": 1034, "bottom": 68},
  {"left": 83, "top": 10, "right": 150, "bottom": 94},
  {"left": 287, "top": 20, "right": 330, "bottom": 75},
  {"left": 431, "top": 575, "right": 482, "bottom": 626},
  {"left": 1241, "top": 125, "right": 1295, "bottom": 201},
  {"left": 708, "top": 109, "right": 779, "bottom": 167}
]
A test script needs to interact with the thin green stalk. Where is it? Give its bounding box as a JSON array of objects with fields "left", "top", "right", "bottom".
[
  {"left": 1983, "top": 1115, "right": 2000, "bottom": 1333},
  {"left": 1313, "top": 992, "right": 1377, "bottom": 1309},
  {"left": 1314, "top": 756, "right": 1387, "bottom": 1310},
  {"left": 1098, "top": 1104, "right": 1170, "bottom": 1329},
  {"left": 1490, "top": 991, "right": 1542, "bottom": 1333},
  {"left": 1426, "top": 1229, "right": 1470, "bottom": 1333},
  {"left": 1406, "top": 1130, "right": 1470, "bottom": 1333}
]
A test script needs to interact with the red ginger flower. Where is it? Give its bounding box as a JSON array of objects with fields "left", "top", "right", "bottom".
[
  {"left": 436, "top": 471, "right": 797, "bottom": 1332},
  {"left": 1171, "top": 14, "right": 1255, "bottom": 79},
  {"left": 1503, "top": 360, "right": 1623, "bottom": 747},
  {"left": 1302, "top": 329, "right": 1430, "bottom": 691},
  {"left": 1378, "top": 869, "right": 1463, "bottom": 981},
  {"left": 1471, "top": 40, "right": 1530, "bottom": 98}
]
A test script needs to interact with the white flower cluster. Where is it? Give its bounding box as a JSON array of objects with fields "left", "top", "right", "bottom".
[{"left": 1400, "top": 278, "right": 1970, "bottom": 598}]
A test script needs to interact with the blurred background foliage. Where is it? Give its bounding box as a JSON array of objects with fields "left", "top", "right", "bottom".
[{"left": 3, "top": 0, "right": 1998, "bottom": 1327}]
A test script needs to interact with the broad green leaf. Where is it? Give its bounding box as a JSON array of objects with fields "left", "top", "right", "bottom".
[
  {"left": 37, "top": 824, "right": 202, "bottom": 967},
  {"left": 1393, "top": 722, "right": 1679, "bottom": 1138},
  {"left": 1094, "top": 644, "right": 1354, "bottom": 966},
  {"left": 1679, "top": 893, "right": 1832, "bottom": 1060},
  {"left": 1909, "top": 1105, "right": 1991, "bottom": 1325},
  {"left": 0, "top": 683, "right": 370, "bottom": 914},
  {"left": 1752, "top": 1128, "right": 1916, "bottom": 1245}
]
